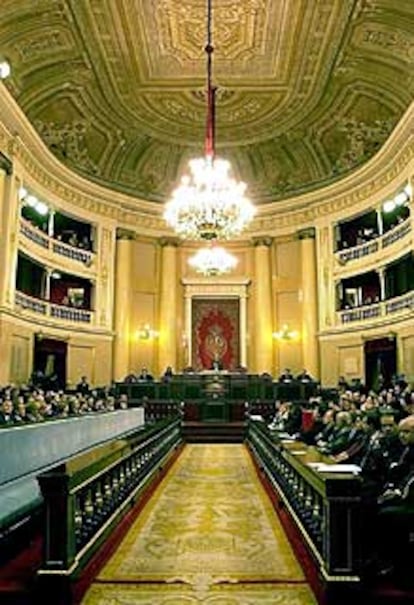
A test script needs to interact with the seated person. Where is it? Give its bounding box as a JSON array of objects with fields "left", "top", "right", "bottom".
[
  {"left": 137, "top": 367, "right": 154, "bottom": 381},
  {"left": 337, "top": 375, "right": 349, "bottom": 391},
  {"left": 374, "top": 415, "right": 414, "bottom": 583},
  {"left": 162, "top": 366, "right": 174, "bottom": 382},
  {"left": 296, "top": 368, "right": 313, "bottom": 382},
  {"left": 0, "top": 399, "right": 14, "bottom": 425},
  {"left": 320, "top": 410, "right": 353, "bottom": 456},
  {"left": 76, "top": 375, "right": 90, "bottom": 395},
  {"left": 124, "top": 372, "right": 138, "bottom": 383},
  {"left": 278, "top": 368, "right": 294, "bottom": 383}
]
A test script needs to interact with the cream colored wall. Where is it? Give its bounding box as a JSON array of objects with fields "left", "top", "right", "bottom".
[
  {"left": 3, "top": 320, "right": 33, "bottom": 385},
  {"left": 319, "top": 316, "right": 414, "bottom": 388},
  {"left": 67, "top": 337, "right": 112, "bottom": 388},
  {"left": 0, "top": 314, "right": 113, "bottom": 387}
]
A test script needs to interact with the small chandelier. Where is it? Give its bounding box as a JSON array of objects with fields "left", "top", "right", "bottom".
[
  {"left": 188, "top": 243, "right": 238, "bottom": 276},
  {"left": 163, "top": 0, "right": 255, "bottom": 241}
]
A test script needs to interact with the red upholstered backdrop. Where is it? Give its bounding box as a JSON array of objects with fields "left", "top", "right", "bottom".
[{"left": 192, "top": 299, "right": 240, "bottom": 370}]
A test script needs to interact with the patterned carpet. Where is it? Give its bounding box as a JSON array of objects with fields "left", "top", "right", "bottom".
[{"left": 81, "top": 444, "right": 316, "bottom": 604}]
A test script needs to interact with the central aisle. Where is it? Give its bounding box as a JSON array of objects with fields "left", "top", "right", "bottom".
[{"left": 82, "top": 444, "right": 316, "bottom": 604}]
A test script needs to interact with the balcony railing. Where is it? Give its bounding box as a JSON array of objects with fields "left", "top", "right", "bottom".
[
  {"left": 338, "top": 291, "right": 414, "bottom": 324},
  {"left": 335, "top": 217, "right": 411, "bottom": 265},
  {"left": 19, "top": 218, "right": 94, "bottom": 267},
  {"left": 382, "top": 220, "right": 411, "bottom": 248},
  {"left": 15, "top": 291, "right": 47, "bottom": 315},
  {"left": 15, "top": 290, "right": 93, "bottom": 324},
  {"left": 385, "top": 291, "right": 414, "bottom": 315},
  {"left": 337, "top": 240, "right": 379, "bottom": 264}
]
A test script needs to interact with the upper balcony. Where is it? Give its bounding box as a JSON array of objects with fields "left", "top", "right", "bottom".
[
  {"left": 334, "top": 217, "right": 412, "bottom": 274},
  {"left": 19, "top": 218, "right": 96, "bottom": 274}
]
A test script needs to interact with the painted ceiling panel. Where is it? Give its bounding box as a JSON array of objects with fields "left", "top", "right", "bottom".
[{"left": 0, "top": 0, "right": 413, "bottom": 203}]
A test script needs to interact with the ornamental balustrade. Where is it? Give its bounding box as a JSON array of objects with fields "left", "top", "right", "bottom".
[
  {"left": 247, "top": 420, "right": 361, "bottom": 580},
  {"left": 335, "top": 216, "right": 411, "bottom": 266},
  {"left": 15, "top": 290, "right": 93, "bottom": 324},
  {"left": 37, "top": 417, "right": 182, "bottom": 575},
  {"left": 338, "top": 291, "right": 414, "bottom": 325},
  {"left": 19, "top": 218, "right": 94, "bottom": 267}
]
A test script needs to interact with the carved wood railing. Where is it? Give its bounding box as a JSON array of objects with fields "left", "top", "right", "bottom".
[
  {"left": 246, "top": 420, "right": 361, "bottom": 583},
  {"left": 37, "top": 417, "right": 182, "bottom": 578}
]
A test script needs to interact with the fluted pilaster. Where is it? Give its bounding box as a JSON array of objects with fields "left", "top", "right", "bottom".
[
  {"left": 113, "top": 230, "right": 134, "bottom": 381},
  {"left": 158, "top": 238, "right": 179, "bottom": 372},
  {"left": 298, "top": 228, "right": 319, "bottom": 378},
  {"left": 253, "top": 237, "right": 273, "bottom": 373}
]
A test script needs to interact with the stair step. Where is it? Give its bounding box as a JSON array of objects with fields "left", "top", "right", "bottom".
[{"left": 183, "top": 422, "right": 246, "bottom": 443}]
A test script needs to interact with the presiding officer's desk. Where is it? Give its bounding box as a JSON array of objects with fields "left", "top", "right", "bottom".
[
  {"left": 247, "top": 419, "right": 361, "bottom": 588},
  {"left": 116, "top": 375, "right": 319, "bottom": 422}
]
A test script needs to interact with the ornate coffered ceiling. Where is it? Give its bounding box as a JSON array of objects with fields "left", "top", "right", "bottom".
[{"left": 1, "top": 0, "right": 413, "bottom": 203}]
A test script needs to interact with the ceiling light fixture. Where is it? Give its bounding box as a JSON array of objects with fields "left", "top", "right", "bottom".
[
  {"left": 188, "top": 243, "right": 238, "bottom": 276},
  {"left": 0, "top": 60, "right": 11, "bottom": 79},
  {"left": 163, "top": 0, "right": 255, "bottom": 242}
]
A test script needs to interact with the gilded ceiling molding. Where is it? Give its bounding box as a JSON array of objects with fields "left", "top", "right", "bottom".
[{"left": 0, "top": 85, "right": 413, "bottom": 239}]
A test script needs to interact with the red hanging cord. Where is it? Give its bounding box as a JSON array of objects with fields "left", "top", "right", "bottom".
[{"left": 204, "top": 0, "right": 216, "bottom": 160}]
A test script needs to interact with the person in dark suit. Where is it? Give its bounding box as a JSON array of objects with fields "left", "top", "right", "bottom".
[
  {"left": 296, "top": 369, "right": 313, "bottom": 382},
  {"left": 76, "top": 376, "right": 90, "bottom": 395},
  {"left": 138, "top": 367, "right": 154, "bottom": 381},
  {"left": 278, "top": 368, "right": 294, "bottom": 383},
  {"left": 375, "top": 415, "right": 414, "bottom": 583},
  {"left": 124, "top": 373, "right": 138, "bottom": 383},
  {"left": 162, "top": 366, "right": 174, "bottom": 382}
]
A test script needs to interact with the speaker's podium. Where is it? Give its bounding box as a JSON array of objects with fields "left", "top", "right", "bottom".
[{"left": 202, "top": 372, "right": 228, "bottom": 422}]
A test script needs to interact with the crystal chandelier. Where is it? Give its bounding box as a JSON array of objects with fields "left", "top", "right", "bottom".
[
  {"left": 163, "top": 0, "right": 255, "bottom": 242},
  {"left": 188, "top": 243, "right": 238, "bottom": 276}
]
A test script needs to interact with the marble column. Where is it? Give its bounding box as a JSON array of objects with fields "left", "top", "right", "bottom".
[
  {"left": 113, "top": 229, "right": 134, "bottom": 381},
  {"left": 298, "top": 228, "right": 320, "bottom": 379},
  {"left": 253, "top": 237, "right": 273, "bottom": 374},
  {"left": 158, "top": 238, "right": 179, "bottom": 372}
]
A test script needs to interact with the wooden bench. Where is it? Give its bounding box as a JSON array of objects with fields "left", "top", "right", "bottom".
[{"left": 0, "top": 409, "right": 145, "bottom": 539}]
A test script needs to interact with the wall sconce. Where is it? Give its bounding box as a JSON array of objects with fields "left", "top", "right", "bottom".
[
  {"left": 136, "top": 324, "right": 159, "bottom": 341},
  {"left": 272, "top": 324, "right": 299, "bottom": 341}
]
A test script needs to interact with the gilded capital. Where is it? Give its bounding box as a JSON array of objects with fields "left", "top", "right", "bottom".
[
  {"left": 252, "top": 236, "right": 273, "bottom": 247},
  {"left": 159, "top": 237, "right": 180, "bottom": 248},
  {"left": 116, "top": 228, "right": 135, "bottom": 240},
  {"left": 297, "top": 227, "right": 316, "bottom": 240},
  {"left": 0, "top": 151, "right": 12, "bottom": 175}
]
